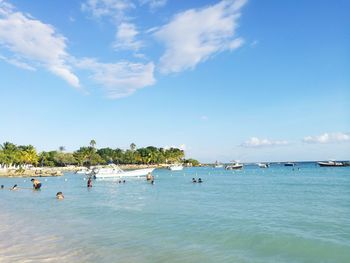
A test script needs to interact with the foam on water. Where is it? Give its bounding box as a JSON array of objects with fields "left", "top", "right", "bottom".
[{"left": 1, "top": 163, "right": 350, "bottom": 262}]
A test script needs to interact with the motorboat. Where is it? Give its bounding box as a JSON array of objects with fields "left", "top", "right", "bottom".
[
  {"left": 75, "top": 167, "right": 92, "bottom": 175},
  {"left": 257, "top": 163, "right": 269, "bottom": 168},
  {"left": 284, "top": 162, "right": 295, "bottom": 167},
  {"left": 213, "top": 161, "right": 224, "bottom": 168},
  {"left": 225, "top": 162, "right": 243, "bottom": 170},
  {"left": 317, "top": 161, "right": 344, "bottom": 167},
  {"left": 168, "top": 164, "right": 184, "bottom": 171},
  {"left": 93, "top": 164, "right": 155, "bottom": 178}
]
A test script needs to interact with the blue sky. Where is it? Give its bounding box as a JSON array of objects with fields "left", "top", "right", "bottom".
[{"left": 0, "top": 0, "right": 349, "bottom": 162}]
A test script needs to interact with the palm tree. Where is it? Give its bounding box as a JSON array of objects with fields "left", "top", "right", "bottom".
[{"left": 90, "top": 139, "right": 96, "bottom": 149}]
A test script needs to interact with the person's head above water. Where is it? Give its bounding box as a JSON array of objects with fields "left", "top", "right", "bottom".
[
  {"left": 31, "top": 179, "right": 34, "bottom": 182},
  {"left": 56, "top": 192, "right": 64, "bottom": 199}
]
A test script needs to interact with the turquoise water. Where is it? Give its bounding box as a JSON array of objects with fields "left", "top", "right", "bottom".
[{"left": 1, "top": 164, "right": 350, "bottom": 262}]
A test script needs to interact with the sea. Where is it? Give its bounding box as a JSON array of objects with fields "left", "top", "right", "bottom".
[{"left": 1, "top": 163, "right": 350, "bottom": 263}]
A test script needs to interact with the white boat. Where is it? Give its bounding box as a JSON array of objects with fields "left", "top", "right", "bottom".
[
  {"left": 214, "top": 161, "right": 223, "bottom": 168},
  {"left": 75, "top": 168, "right": 92, "bottom": 175},
  {"left": 317, "top": 161, "right": 344, "bottom": 167},
  {"left": 225, "top": 162, "right": 243, "bottom": 170},
  {"left": 93, "top": 164, "right": 155, "bottom": 178},
  {"left": 257, "top": 163, "right": 269, "bottom": 168},
  {"left": 168, "top": 164, "right": 183, "bottom": 171}
]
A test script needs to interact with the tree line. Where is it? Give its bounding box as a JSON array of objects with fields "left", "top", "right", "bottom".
[{"left": 0, "top": 141, "right": 200, "bottom": 167}]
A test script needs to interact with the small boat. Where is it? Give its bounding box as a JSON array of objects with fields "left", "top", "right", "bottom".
[
  {"left": 284, "top": 162, "right": 295, "bottom": 167},
  {"left": 225, "top": 162, "right": 243, "bottom": 170},
  {"left": 75, "top": 168, "right": 92, "bottom": 175},
  {"left": 93, "top": 164, "right": 155, "bottom": 178},
  {"left": 168, "top": 164, "right": 184, "bottom": 171},
  {"left": 213, "top": 161, "right": 223, "bottom": 168},
  {"left": 257, "top": 163, "right": 269, "bottom": 168},
  {"left": 317, "top": 161, "right": 344, "bottom": 167}
]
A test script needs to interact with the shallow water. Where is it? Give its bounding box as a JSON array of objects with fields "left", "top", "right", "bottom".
[{"left": 1, "top": 164, "right": 350, "bottom": 262}]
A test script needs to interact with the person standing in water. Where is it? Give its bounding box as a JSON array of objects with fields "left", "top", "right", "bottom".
[
  {"left": 146, "top": 172, "right": 154, "bottom": 181},
  {"left": 87, "top": 177, "right": 92, "bottom": 188},
  {"left": 31, "top": 178, "right": 41, "bottom": 190}
]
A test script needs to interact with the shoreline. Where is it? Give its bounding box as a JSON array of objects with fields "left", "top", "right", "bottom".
[{"left": 0, "top": 164, "right": 177, "bottom": 177}]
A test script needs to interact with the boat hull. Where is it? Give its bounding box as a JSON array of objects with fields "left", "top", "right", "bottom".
[
  {"left": 94, "top": 168, "right": 155, "bottom": 178},
  {"left": 318, "top": 162, "right": 344, "bottom": 167},
  {"left": 168, "top": 166, "right": 183, "bottom": 171},
  {"left": 225, "top": 165, "right": 243, "bottom": 170}
]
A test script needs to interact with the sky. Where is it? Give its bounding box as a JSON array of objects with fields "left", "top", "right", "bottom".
[{"left": 0, "top": 0, "right": 349, "bottom": 163}]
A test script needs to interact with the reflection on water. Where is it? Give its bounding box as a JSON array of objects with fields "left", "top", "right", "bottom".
[{"left": 1, "top": 164, "right": 350, "bottom": 263}]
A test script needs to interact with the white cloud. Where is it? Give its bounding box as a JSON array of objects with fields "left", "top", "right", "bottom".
[
  {"left": 139, "top": 0, "right": 167, "bottom": 9},
  {"left": 241, "top": 137, "right": 289, "bottom": 148},
  {"left": 0, "top": 2, "right": 80, "bottom": 88},
  {"left": 81, "top": 0, "right": 134, "bottom": 20},
  {"left": 303, "top": 132, "right": 350, "bottom": 144},
  {"left": 76, "top": 58, "right": 155, "bottom": 98},
  {"left": 114, "top": 22, "right": 143, "bottom": 51},
  {"left": 154, "top": 0, "right": 246, "bottom": 74}
]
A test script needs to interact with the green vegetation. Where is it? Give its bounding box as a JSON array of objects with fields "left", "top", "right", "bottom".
[{"left": 0, "top": 141, "right": 199, "bottom": 167}]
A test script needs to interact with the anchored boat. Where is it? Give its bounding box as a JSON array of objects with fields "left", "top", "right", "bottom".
[
  {"left": 225, "top": 162, "right": 243, "bottom": 170},
  {"left": 168, "top": 164, "right": 184, "bottom": 171},
  {"left": 93, "top": 164, "right": 155, "bottom": 178},
  {"left": 317, "top": 161, "right": 345, "bottom": 167}
]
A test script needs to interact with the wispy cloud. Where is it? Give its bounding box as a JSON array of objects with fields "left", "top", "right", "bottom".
[
  {"left": 303, "top": 132, "right": 350, "bottom": 144},
  {"left": 0, "top": 1, "right": 80, "bottom": 88},
  {"left": 76, "top": 58, "right": 155, "bottom": 98},
  {"left": 241, "top": 137, "right": 289, "bottom": 148},
  {"left": 139, "top": 0, "right": 167, "bottom": 9},
  {"left": 114, "top": 22, "right": 143, "bottom": 51},
  {"left": 81, "top": 0, "right": 134, "bottom": 20},
  {"left": 0, "top": 54, "right": 36, "bottom": 71},
  {"left": 154, "top": 0, "right": 246, "bottom": 74}
]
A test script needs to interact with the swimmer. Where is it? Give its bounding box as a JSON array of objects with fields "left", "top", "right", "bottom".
[
  {"left": 192, "top": 178, "right": 197, "bottom": 183},
  {"left": 31, "top": 178, "right": 42, "bottom": 190},
  {"left": 11, "top": 184, "right": 18, "bottom": 190},
  {"left": 123, "top": 180, "right": 126, "bottom": 183},
  {"left": 146, "top": 173, "right": 153, "bottom": 181},
  {"left": 151, "top": 180, "right": 154, "bottom": 185},
  {"left": 198, "top": 178, "right": 203, "bottom": 183},
  {"left": 87, "top": 177, "right": 92, "bottom": 188},
  {"left": 56, "top": 192, "right": 64, "bottom": 200},
  {"left": 1, "top": 185, "right": 4, "bottom": 189}
]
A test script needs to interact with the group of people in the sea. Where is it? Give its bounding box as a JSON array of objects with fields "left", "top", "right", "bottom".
[
  {"left": 1, "top": 178, "right": 64, "bottom": 199},
  {"left": 1, "top": 172, "right": 205, "bottom": 199},
  {"left": 192, "top": 178, "right": 203, "bottom": 183}
]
